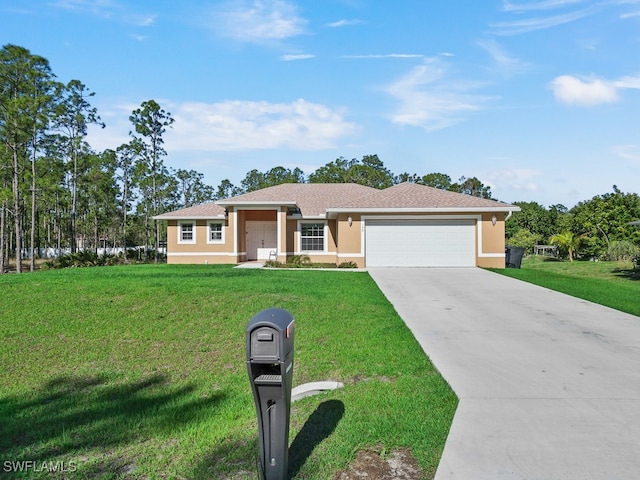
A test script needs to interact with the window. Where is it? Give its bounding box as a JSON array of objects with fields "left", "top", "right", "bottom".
[
  {"left": 208, "top": 222, "right": 224, "bottom": 243},
  {"left": 300, "top": 222, "right": 324, "bottom": 251},
  {"left": 179, "top": 222, "right": 195, "bottom": 243}
]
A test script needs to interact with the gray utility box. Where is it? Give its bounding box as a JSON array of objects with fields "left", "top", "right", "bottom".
[{"left": 246, "top": 308, "right": 295, "bottom": 480}]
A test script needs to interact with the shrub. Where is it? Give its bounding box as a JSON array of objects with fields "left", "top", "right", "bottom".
[
  {"left": 606, "top": 240, "right": 639, "bottom": 262},
  {"left": 264, "top": 260, "right": 283, "bottom": 268},
  {"left": 286, "top": 255, "right": 311, "bottom": 267},
  {"left": 507, "top": 229, "right": 542, "bottom": 255},
  {"left": 338, "top": 261, "right": 358, "bottom": 268},
  {"left": 43, "top": 251, "right": 125, "bottom": 269}
]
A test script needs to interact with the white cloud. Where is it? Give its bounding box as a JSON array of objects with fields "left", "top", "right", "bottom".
[
  {"left": 53, "top": 0, "right": 116, "bottom": 11},
  {"left": 502, "top": 0, "right": 587, "bottom": 12},
  {"left": 213, "top": 0, "right": 307, "bottom": 43},
  {"left": 342, "top": 54, "right": 425, "bottom": 59},
  {"left": 52, "top": 0, "right": 157, "bottom": 26},
  {"left": 491, "top": 2, "right": 602, "bottom": 35},
  {"left": 326, "top": 19, "right": 363, "bottom": 28},
  {"left": 614, "top": 74, "right": 640, "bottom": 89},
  {"left": 550, "top": 75, "right": 619, "bottom": 105},
  {"left": 85, "top": 102, "right": 139, "bottom": 151},
  {"left": 130, "top": 13, "right": 156, "bottom": 27},
  {"left": 476, "top": 38, "right": 530, "bottom": 75},
  {"left": 493, "top": 1, "right": 640, "bottom": 34},
  {"left": 486, "top": 168, "right": 542, "bottom": 193},
  {"left": 491, "top": 7, "right": 599, "bottom": 34},
  {"left": 612, "top": 145, "right": 640, "bottom": 163},
  {"left": 87, "top": 98, "right": 358, "bottom": 154},
  {"left": 550, "top": 72, "right": 640, "bottom": 105},
  {"left": 165, "top": 99, "right": 358, "bottom": 151},
  {"left": 280, "top": 53, "right": 315, "bottom": 61},
  {"left": 386, "top": 59, "right": 489, "bottom": 131}
]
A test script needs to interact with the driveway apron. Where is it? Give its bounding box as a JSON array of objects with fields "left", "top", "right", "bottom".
[{"left": 368, "top": 267, "right": 640, "bottom": 480}]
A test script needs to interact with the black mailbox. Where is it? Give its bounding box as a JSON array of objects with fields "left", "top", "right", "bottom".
[{"left": 246, "top": 308, "right": 295, "bottom": 480}]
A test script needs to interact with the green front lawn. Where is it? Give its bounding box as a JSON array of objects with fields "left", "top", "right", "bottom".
[
  {"left": 0, "top": 265, "right": 456, "bottom": 479},
  {"left": 492, "top": 256, "right": 640, "bottom": 317}
]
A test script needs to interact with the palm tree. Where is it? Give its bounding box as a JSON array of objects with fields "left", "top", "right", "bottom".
[{"left": 549, "top": 231, "right": 587, "bottom": 262}]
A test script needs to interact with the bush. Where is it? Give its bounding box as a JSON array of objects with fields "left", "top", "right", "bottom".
[
  {"left": 506, "top": 228, "right": 542, "bottom": 255},
  {"left": 264, "top": 260, "right": 283, "bottom": 268},
  {"left": 286, "top": 255, "right": 311, "bottom": 267},
  {"left": 606, "top": 240, "right": 639, "bottom": 262},
  {"left": 338, "top": 261, "right": 358, "bottom": 268},
  {"left": 43, "top": 251, "right": 126, "bottom": 269}
]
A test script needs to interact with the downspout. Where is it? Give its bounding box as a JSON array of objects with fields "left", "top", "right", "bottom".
[{"left": 505, "top": 210, "right": 513, "bottom": 222}]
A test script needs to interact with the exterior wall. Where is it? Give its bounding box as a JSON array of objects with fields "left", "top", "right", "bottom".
[
  {"left": 165, "top": 217, "right": 239, "bottom": 264},
  {"left": 245, "top": 210, "right": 277, "bottom": 222},
  {"left": 477, "top": 213, "right": 507, "bottom": 268},
  {"left": 165, "top": 209, "right": 509, "bottom": 268},
  {"left": 285, "top": 219, "right": 296, "bottom": 257},
  {"left": 335, "top": 212, "right": 508, "bottom": 269},
  {"left": 289, "top": 218, "right": 339, "bottom": 264},
  {"left": 167, "top": 254, "right": 237, "bottom": 265},
  {"left": 336, "top": 214, "right": 365, "bottom": 267}
]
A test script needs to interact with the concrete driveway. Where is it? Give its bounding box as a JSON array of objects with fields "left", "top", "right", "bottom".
[{"left": 368, "top": 268, "right": 640, "bottom": 480}]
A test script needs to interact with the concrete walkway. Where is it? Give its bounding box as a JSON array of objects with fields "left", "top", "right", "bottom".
[{"left": 368, "top": 268, "right": 640, "bottom": 480}]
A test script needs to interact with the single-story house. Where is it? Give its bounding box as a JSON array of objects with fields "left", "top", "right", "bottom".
[{"left": 154, "top": 182, "right": 521, "bottom": 268}]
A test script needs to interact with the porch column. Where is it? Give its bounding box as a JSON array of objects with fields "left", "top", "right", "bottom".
[{"left": 277, "top": 207, "right": 287, "bottom": 263}]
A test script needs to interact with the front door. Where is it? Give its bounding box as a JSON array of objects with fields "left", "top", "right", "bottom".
[{"left": 246, "top": 221, "right": 277, "bottom": 260}]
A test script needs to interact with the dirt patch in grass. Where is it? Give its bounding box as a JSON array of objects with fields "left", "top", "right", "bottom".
[{"left": 333, "top": 446, "right": 430, "bottom": 479}]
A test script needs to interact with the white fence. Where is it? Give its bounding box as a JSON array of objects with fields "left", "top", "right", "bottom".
[{"left": 22, "top": 247, "right": 166, "bottom": 259}]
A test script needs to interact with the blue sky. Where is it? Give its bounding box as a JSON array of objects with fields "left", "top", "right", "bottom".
[{"left": 2, "top": 0, "right": 640, "bottom": 208}]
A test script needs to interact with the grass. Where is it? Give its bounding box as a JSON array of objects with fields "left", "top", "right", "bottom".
[
  {"left": 492, "top": 255, "right": 640, "bottom": 317},
  {"left": 0, "top": 265, "right": 457, "bottom": 479}
]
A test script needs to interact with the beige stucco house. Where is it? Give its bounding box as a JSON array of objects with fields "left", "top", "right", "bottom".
[{"left": 154, "top": 182, "right": 520, "bottom": 268}]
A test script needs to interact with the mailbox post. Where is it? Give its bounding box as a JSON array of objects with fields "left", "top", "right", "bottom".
[{"left": 246, "top": 308, "right": 295, "bottom": 480}]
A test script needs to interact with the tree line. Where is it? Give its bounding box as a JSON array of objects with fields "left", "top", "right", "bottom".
[
  {"left": 2, "top": 44, "right": 638, "bottom": 273},
  {"left": 507, "top": 186, "right": 640, "bottom": 261}
]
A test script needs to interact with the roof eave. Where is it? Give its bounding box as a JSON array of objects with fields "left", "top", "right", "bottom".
[
  {"left": 215, "top": 200, "right": 297, "bottom": 208},
  {"left": 297, "top": 215, "right": 327, "bottom": 220},
  {"left": 327, "top": 206, "right": 521, "bottom": 215},
  {"left": 153, "top": 214, "right": 226, "bottom": 220}
]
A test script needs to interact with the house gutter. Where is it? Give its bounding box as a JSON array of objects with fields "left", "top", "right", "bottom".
[
  {"left": 326, "top": 206, "right": 521, "bottom": 219},
  {"left": 215, "top": 200, "right": 297, "bottom": 208},
  {"left": 153, "top": 214, "right": 226, "bottom": 220},
  {"left": 327, "top": 206, "right": 519, "bottom": 213}
]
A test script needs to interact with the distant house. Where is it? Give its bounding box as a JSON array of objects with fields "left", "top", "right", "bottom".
[{"left": 154, "top": 182, "right": 520, "bottom": 268}]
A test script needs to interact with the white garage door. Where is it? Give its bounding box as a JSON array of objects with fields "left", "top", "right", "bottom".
[{"left": 365, "top": 219, "right": 476, "bottom": 267}]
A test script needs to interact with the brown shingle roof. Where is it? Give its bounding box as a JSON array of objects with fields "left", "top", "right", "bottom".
[
  {"left": 217, "top": 183, "right": 378, "bottom": 216},
  {"left": 331, "top": 182, "right": 517, "bottom": 210},
  {"left": 155, "top": 182, "right": 518, "bottom": 219},
  {"left": 154, "top": 202, "right": 225, "bottom": 219}
]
